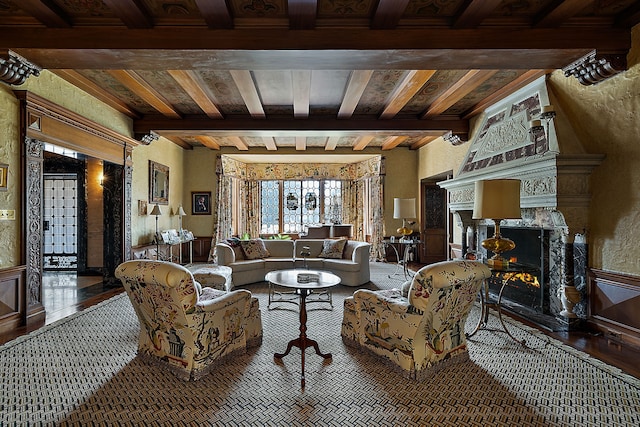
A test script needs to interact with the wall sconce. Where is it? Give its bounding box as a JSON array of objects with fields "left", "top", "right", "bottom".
[{"left": 529, "top": 105, "right": 556, "bottom": 141}]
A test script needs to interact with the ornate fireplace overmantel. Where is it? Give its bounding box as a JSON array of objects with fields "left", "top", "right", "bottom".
[
  {"left": 438, "top": 77, "right": 604, "bottom": 237},
  {"left": 438, "top": 76, "right": 604, "bottom": 326}
]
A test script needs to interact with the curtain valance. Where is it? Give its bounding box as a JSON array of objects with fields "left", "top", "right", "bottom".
[{"left": 219, "top": 155, "right": 383, "bottom": 180}]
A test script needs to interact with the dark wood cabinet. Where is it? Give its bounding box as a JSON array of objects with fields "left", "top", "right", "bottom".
[{"left": 588, "top": 269, "right": 640, "bottom": 349}]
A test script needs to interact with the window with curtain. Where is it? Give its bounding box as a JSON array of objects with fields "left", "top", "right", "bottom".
[{"left": 260, "top": 180, "right": 342, "bottom": 234}]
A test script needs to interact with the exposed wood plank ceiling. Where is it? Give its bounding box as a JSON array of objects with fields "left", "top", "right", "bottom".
[{"left": 1, "top": 0, "right": 638, "bottom": 152}]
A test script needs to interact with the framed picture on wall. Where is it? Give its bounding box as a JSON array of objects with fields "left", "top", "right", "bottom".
[
  {"left": 0, "top": 163, "right": 8, "bottom": 191},
  {"left": 149, "top": 160, "right": 169, "bottom": 205},
  {"left": 192, "top": 191, "right": 211, "bottom": 215}
]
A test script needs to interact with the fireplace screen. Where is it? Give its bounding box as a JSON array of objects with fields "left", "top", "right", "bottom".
[{"left": 486, "top": 227, "right": 550, "bottom": 314}]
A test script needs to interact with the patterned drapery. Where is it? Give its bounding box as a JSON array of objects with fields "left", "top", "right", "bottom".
[
  {"left": 240, "top": 180, "right": 261, "bottom": 238},
  {"left": 215, "top": 176, "right": 234, "bottom": 242},
  {"left": 368, "top": 174, "right": 385, "bottom": 261}
]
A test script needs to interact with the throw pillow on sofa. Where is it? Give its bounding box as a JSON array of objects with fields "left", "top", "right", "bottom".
[
  {"left": 318, "top": 238, "right": 347, "bottom": 259},
  {"left": 240, "top": 239, "right": 271, "bottom": 260},
  {"left": 223, "top": 237, "right": 245, "bottom": 261}
]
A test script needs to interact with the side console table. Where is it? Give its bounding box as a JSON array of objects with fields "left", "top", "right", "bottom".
[
  {"left": 383, "top": 239, "right": 421, "bottom": 280},
  {"left": 467, "top": 262, "right": 537, "bottom": 346}
]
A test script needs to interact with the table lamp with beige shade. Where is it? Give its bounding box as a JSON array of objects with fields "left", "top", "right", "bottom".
[
  {"left": 472, "top": 179, "right": 521, "bottom": 269},
  {"left": 393, "top": 198, "right": 416, "bottom": 241}
]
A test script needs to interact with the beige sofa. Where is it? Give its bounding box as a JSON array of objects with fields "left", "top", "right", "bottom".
[{"left": 215, "top": 238, "right": 370, "bottom": 287}]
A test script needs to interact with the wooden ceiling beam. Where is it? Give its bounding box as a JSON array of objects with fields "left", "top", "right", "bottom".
[
  {"left": 194, "top": 0, "right": 234, "bottom": 29},
  {"left": 462, "top": 69, "right": 550, "bottom": 119},
  {"left": 17, "top": 0, "right": 71, "bottom": 28},
  {"left": 52, "top": 69, "right": 139, "bottom": 118},
  {"left": 535, "top": 0, "right": 593, "bottom": 28},
  {"left": 108, "top": 70, "right": 182, "bottom": 118},
  {"left": 102, "top": 0, "right": 153, "bottom": 29},
  {"left": 288, "top": 0, "right": 317, "bottom": 30},
  {"left": 167, "top": 70, "right": 223, "bottom": 119},
  {"left": 195, "top": 136, "right": 221, "bottom": 150},
  {"left": 230, "top": 70, "right": 265, "bottom": 119},
  {"left": 381, "top": 135, "right": 408, "bottom": 150},
  {"left": 325, "top": 136, "right": 340, "bottom": 151},
  {"left": 3, "top": 28, "right": 630, "bottom": 55},
  {"left": 292, "top": 70, "right": 311, "bottom": 118},
  {"left": 338, "top": 70, "right": 374, "bottom": 118},
  {"left": 422, "top": 70, "right": 498, "bottom": 118},
  {"left": 263, "top": 137, "right": 278, "bottom": 151},
  {"left": 380, "top": 70, "right": 436, "bottom": 119},
  {"left": 410, "top": 135, "right": 438, "bottom": 150},
  {"left": 616, "top": 2, "right": 640, "bottom": 28},
  {"left": 453, "top": 0, "right": 502, "bottom": 29},
  {"left": 229, "top": 136, "right": 249, "bottom": 151},
  {"left": 133, "top": 116, "right": 469, "bottom": 135},
  {"left": 11, "top": 47, "right": 619, "bottom": 71},
  {"left": 353, "top": 135, "right": 375, "bottom": 151},
  {"left": 371, "top": 0, "right": 410, "bottom": 29}
]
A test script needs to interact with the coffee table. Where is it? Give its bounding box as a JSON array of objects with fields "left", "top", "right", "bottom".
[{"left": 265, "top": 269, "right": 341, "bottom": 388}]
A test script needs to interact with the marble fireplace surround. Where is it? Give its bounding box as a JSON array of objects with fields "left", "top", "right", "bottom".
[{"left": 439, "top": 77, "right": 604, "bottom": 327}]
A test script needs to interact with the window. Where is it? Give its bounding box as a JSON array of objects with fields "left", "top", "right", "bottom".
[{"left": 260, "top": 180, "right": 342, "bottom": 234}]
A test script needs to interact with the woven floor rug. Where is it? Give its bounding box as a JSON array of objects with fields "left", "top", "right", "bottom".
[{"left": 2, "top": 262, "right": 639, "bottom": 426}]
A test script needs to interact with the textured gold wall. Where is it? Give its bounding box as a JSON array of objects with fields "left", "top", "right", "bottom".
[
  {"left": 548, "top": 26, "right": 640, "bottom": 275},
  {"left": 0, "top": 87, "right": 21, "bottom": 268},
  {"left": 131, "top": 137, "right": 185, "bottom": 247}
]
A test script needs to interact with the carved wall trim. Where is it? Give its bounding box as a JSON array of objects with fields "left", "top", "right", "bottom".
[
  {"left": 13, "top": 91, "right": 139, "bottom": 165},
  {"left": 563, "top": 50, "right": 627, "bottom": 86},
  {"left": 0, "top": 50, "right": 41, "bottom": 85},
  {"left": 24, "top": 138, "right": 44, "bottom": 312}
]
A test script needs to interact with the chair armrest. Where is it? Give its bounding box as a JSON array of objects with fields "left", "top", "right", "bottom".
[
  {"left": 354, "top": 289, "right": 410, "bottom": 314},
  {"left": 215, "top": 243, "right": 235, "bottom": 265},
  {"left": 196, "top": 289, "right": 251, "bottom": 312}
]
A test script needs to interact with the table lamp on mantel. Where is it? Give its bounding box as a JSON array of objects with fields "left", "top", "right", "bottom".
[
  {"left": 472, "top": 179, "right": 521, "bottom": 269},
  {"left": 393, "top": 198, "right": 416, "bottom": 242}
]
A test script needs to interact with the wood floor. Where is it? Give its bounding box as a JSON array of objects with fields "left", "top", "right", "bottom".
[{"left": 2, "top": 268, "right": 639, "bottom": 380}]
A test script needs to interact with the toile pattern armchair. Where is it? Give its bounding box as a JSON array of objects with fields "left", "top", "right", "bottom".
[
  {"left": 341, "top": 260, "right": 491, "bottom": 380},
  {"left": 115, "top": 260, "right": 262, "bottom": 381}
]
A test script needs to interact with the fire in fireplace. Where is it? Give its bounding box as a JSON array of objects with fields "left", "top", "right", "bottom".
[{"left": 484, "top": 226, "right": 550, "bottom": 315}]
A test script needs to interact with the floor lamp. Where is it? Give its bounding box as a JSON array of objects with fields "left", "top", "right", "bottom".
[
  {"left": 472, "top": 179, "right": 521, "bottom": 269},
  {"left": 150, "top": 203, "right": 162, "bottom": 260},
  {"left": 393, "top": 198, "right": 416, "bottom": 242}
]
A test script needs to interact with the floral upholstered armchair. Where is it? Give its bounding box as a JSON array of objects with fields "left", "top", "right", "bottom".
[
  {"left": 115, "top": 260, "right": 263, "bottom": 381},
  {"left": 341, "top": 260, "right": 491, "bottom": 380}
]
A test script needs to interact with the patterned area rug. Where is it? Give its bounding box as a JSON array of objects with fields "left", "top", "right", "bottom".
[{"left": 2, "top": 262, "right": 639, "bottom": 426}]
